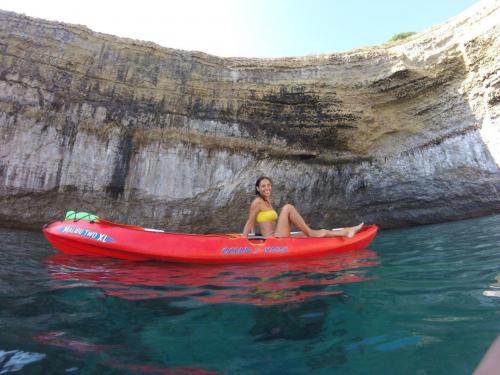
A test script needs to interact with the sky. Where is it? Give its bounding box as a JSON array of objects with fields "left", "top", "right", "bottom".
[{"left": 0, "top": 0, "right": 480, "bottom": 58}]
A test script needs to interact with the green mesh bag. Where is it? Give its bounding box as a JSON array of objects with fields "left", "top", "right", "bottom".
[{"left": 64, "top": 211, "right": 100, "bottom": 222}]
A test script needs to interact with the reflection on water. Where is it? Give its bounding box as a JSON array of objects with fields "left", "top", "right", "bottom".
[
  {"left": 45, "top": 249, "right": 379, "bottom": 305},
  {"left": 32, "top": 331, "right": 121, "bottom": 352},
  {"left": 14, "top": 249, "right": 379, "bottom": 373}
]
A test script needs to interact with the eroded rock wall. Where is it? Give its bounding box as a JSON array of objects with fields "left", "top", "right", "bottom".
[{"left": 0, "top": 0, "right": 499, "bottom": 231}]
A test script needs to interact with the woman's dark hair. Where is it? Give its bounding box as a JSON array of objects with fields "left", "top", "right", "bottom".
[{"left": 255, "top": 176, "right": 272, "bottom": 197}]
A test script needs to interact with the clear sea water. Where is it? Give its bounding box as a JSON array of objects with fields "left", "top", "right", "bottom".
[{"left": 1, "top": 214, "right": 499, "bottom": 374}]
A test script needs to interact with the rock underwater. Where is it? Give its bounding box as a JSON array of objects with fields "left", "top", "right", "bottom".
[{"left": 0, "top": 0, "right": 499, "bottom": 232}]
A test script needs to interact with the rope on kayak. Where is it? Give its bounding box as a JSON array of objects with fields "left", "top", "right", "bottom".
[{"left": 77, "top": 213, "right": 96, "bottom": 223}]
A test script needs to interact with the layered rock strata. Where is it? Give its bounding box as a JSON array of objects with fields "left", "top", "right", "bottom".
[{"left": 0, "top": 0, "right": 499, "bottom": 231}]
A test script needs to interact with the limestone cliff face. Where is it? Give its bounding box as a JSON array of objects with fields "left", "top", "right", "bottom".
[{"left": 0, "top": 0, "right": 499, "bottom": 231}]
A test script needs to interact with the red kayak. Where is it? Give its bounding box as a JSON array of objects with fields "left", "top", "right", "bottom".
[{"left": 43, "top": 217, "right": 378, "bottom": 264}]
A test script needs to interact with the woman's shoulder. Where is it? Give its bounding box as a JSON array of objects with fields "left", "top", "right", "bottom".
[{"left": 250, "top": 197, "right": 267, "bottom": 209}]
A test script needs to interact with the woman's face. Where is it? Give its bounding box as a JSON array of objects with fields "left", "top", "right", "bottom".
[{"left": 257, "top": 178, "right": 272, "bottom": 199}]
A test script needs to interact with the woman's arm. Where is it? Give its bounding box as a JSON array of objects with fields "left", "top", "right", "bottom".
[{"left": 242, "top": 200, "right": 260, "bottom": 236}]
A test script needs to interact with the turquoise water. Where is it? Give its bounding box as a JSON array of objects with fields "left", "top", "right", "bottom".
[{"left": 1, "top": 215, "right": 499, "bottom": 374}]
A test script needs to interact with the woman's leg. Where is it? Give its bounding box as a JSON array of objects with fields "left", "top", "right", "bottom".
[
  {"left": 274, "top": 204, "right": 311, "bottom": 237},
  {"left": 274, "top": 204, "right": 363, "bottom": 238},
  {"left": 330, "top": 223, "right": 364, "bottom": 238}
]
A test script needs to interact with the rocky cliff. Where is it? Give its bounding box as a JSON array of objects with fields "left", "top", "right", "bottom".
[{"left": 0, "top": 0, "right": 499, "bottom": 231}]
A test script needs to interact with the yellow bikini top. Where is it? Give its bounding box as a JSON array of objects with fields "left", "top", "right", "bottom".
[{"left": 256, "top": 209, "right": 278, "bottom": 223}]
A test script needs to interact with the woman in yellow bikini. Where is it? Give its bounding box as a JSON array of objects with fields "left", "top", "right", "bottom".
[{"left": 242, "top": 176, "right": 363, "bottom": 238}]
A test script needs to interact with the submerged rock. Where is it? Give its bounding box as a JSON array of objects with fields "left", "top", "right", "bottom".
[{"left": 0, "top": 1, "right": 499, "bottom": 231}]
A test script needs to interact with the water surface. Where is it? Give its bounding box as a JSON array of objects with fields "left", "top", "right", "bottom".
[{"left": 1, "top": 215, "right": 499, "bottom": 374}]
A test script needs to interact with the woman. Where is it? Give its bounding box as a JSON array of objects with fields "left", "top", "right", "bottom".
[{"left": 242, "top": 176, "right": 363, "bottom": 238}]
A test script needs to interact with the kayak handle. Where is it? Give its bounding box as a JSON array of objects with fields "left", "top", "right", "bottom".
[{"left": 247, "top": 235, "right": 267, "bottom": 240}]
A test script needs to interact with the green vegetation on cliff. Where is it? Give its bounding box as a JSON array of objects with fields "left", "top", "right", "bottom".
[{"left": 387, "top": 31, "right": 416, "bottom": 43}]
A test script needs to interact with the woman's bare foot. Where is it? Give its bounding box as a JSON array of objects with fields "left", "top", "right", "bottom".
[{"left": 345, "top": 223, "right": 364, "bottom": 238}]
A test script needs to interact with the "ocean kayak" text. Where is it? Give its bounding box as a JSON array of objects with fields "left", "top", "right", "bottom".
[{"left": 221, "top": 246, "right": 288, "bottom": 255}]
